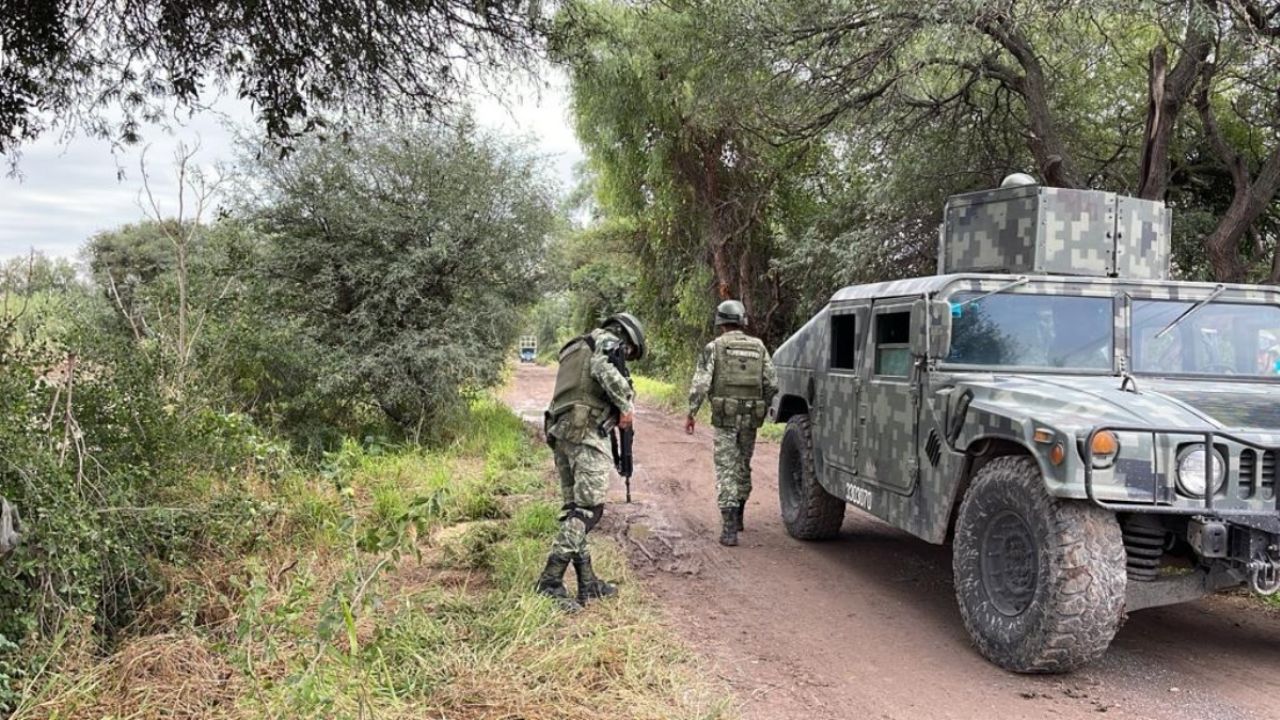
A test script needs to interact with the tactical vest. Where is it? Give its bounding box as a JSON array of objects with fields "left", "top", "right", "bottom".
[
  {"left": 709, "top": 333, "right": 768, "bottom": 429},
  {"left": 548, "top": 333, "right": 614, "bottom": 440}
]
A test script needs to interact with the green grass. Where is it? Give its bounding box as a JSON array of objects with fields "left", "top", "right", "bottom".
[
  {"left": 631, "top": 374, "right": 691, "bottom": 416},
  {"left": 757, "top": 422, "right": 785, "bottom": 442},
  {"left": 16, "top": 396, "right": 735, "bottom": 720}
]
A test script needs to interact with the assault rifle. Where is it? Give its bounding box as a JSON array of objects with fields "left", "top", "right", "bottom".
[{"left": 599, "top": 344, "right": 636, "bottom": 502}]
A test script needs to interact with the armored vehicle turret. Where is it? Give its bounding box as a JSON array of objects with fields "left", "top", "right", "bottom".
[{"left": 769, "top": 176, "right": 1280, "bottom": 673}]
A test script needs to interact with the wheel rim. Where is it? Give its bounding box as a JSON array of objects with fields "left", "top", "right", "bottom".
[{"left": 979, "top": 510, "right": 1039, "bottom": 617}]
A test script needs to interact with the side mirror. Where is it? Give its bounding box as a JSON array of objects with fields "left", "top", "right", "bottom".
[{"left": 910, "top": 299, "right": 953, "bottom": 360}]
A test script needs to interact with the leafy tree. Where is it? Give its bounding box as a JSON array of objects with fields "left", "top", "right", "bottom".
[
  {"left": 736, "top": 0, "right": 1280, "bottom": 282},
  {"left": 0, "top": 252, "right": 79, "bottom": 295},
  {"left": 555, "top": 0, "right": 823, "bottom": 362},
  {"left": 1, "top": 0, "right": 547, "bottom": 156},
  {"left": 84, "top": 212, "right": 350, "bottom": 448},
  {"left": 249, "top": 122, "right": 557, "bottom": 431},
  {"left": 84, "top": 221, "right": 177, "bottom": 321}
]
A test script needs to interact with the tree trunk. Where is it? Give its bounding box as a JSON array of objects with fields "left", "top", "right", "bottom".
[
  {"left": 697, "top": 135, "right": 737, "bottom": 301},
  {"left": 1267, "top": 234, "right": 1280, "bottom": 285},
  {"left": 1197, "top": 84, "right": 1280, "bottom": 282},
  {"left": 1204, "top": 159, "right": 1280, "bottom": 282},
  {"left": 1136, "top": 24, "right": 1211, "bottom": 200},
  {"left": 975, "top": 12, "right": 1080, "bottom": 188},
  {"left": 1204, "top": 197, "right": 1254, "bottom": 283},
  {"left": 708, "top": 214, "right": 734, "bottom": 300}
]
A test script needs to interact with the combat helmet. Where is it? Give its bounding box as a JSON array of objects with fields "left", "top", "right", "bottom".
[
  {"left": 715, "top": 300, "right": 748, "bottom": 328},
  {"left": 604, "top": 312, "right": 646, "bottom": 360}
]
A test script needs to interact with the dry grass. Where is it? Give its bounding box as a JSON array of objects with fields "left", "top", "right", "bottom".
[
  {"left": 16, "top": 634, "right": 241, "bottom": 720},
  {"left": 14, "top": 399, "right": 735, "bottom": 720}
]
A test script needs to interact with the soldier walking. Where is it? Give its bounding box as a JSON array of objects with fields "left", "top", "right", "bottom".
[
  {"left": 536, "top": 313, "right": 646, "bottom": 611},
  {"left": 685, "top": 300, "right": 778, "bottom": 547}
]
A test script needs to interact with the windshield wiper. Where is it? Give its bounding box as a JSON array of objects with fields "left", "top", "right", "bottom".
[
  {"left": 1155, "top": 283, "right": 1226, "bottom": 339},
  {"left": 950, "top": 276, "right": 1029, "bottom": 314}
]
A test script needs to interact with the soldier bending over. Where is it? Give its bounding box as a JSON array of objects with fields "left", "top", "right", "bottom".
[{"left": 536, "top": 313, "right": 646, "bottom": 611}]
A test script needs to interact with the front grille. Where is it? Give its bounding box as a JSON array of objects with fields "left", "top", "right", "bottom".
[
  {"left": 1231, "top": 449, "right": 1275, "bottom": 501},
  {"left": 1239, "top": 450, "right": 1257, "bottom": 499},
  {"left": 1263, "top": 450, "right": 1277, "bottom": 501}
]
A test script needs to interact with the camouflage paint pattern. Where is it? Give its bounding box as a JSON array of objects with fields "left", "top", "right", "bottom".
[
  {"left": 769, "top": 270, "right": 1280, "bottom": 545},
  {"left": 1114, "top": 195, "right": 1172, "bottom": 281},
  {"left": 687, "top": 330, "right": 777, "bottom": 509},
  {"left": 546, "top": 327, "right": 635, "bottom": 453},
  {"left": 940, "top": 185, "right": 1171, "bottom": 280},
  {"left": 549, "top": 438, "right": 612, "bottom": 558},
  {"left": 688, "top": 330, "right": 779, "bottom": 422},
  {"left": 544, "top": 326, "right": 636, "bottom": 560},
  {"left": 714, "top": 427, "right": 758, "bottom": 508}
]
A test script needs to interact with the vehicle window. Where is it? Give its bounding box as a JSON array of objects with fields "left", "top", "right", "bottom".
[
  {"left": 945, "top": 293, "right": 1113, "bottom": 370},
  {"left": 1131, "top": 301, "right": 1280, "bottom": 378},
  {"left": 830, "top": 313, "right": 858, "bottom": 370},
  {"left": 874, "top": 311, "right": 911, "bottom": 377}
]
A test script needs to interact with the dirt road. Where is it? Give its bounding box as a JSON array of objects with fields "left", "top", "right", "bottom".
[{"left": 504, "top": 364, "right": 1280, "bottom": 720}]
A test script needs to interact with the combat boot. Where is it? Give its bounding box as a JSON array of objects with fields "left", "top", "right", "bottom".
[
  {"left": 736, "top": 501, "right": 746, "bottom": 532},
  {"left": 535, "top": 552, "right": 582, "bottom": 612},
  {"left": 573, "top": 553, "right": 618, "bottom": 605},
  {"left": 719, "top": 508, "right": 739, "bottom": 546}
]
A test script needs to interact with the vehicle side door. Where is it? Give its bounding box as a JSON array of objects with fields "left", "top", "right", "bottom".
[
  {"left": 814, "top": 302, "right": 867, "bottom": 485},
  {"left": 858, "top": 298, "right": 920, "bottom": 495}
]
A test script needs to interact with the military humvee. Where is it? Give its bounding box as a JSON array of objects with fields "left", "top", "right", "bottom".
[{"left": 769, "top": 176, "right": 1280, "bottom": 673}]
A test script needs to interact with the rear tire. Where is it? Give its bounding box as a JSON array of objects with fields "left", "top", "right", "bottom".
[
  {"left": 778, "top": 415, "right": 845, "bottom": 540},
  {"left": 953, "top": 456, "right": 1126, "bottom": 673}
]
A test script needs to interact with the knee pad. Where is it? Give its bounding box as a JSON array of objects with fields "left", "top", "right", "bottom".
[
  {"left": 581, "top": 504, "right": 604, "bottom": 533},
  {"left": 559, "top": 503, "right": 604, "bottom": 533}
]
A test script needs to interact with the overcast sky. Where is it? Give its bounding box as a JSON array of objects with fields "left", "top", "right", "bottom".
[{"left": 0, "top": 73, "right": 584, "bottom": 262}]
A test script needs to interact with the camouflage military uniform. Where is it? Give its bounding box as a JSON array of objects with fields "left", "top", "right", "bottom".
[
  {"left": 546, "top": 327, "right": 635, "bottom": 560},
  {"left": 688, "top": 330, "right": 778, "bottom": 511}
]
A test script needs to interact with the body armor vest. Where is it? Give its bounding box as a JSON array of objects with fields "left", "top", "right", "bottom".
[
  {"left": 548, "top": 332, "right": 613, "bottom": 439},
  {"left": 710, "top": 332, "right": 768, "bottom": 429}
]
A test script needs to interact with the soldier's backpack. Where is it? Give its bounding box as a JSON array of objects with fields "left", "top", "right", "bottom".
[{"left": 710, "top": 334, "right": 767, "bottom": 429}]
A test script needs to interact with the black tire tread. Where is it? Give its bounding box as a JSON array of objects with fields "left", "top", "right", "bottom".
[
  {"left": 779, "top": 415, "right": 845, "bottom": 540},
  {"left": 953, "top": 455, "right": 1126, "bottom": 674}
]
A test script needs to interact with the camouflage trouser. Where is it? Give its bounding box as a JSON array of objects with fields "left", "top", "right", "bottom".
[
  {"left": 713, "top": 426, "right": 757, "bottom": 508},
  {"left": 548, "top": 438, "right": 612, "bottom": 558}
]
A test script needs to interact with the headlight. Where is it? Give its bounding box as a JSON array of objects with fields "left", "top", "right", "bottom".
[{"left": 1176, "top": 446, "right": 1226, "bottom": 497}]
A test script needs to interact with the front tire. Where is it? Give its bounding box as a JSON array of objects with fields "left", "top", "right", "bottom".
[
  {"left": 778, "top": 415, "right": 845, "bottom": 540},
  {"left": 953, "top": 456, "right": 1126, "bottom": 673}
]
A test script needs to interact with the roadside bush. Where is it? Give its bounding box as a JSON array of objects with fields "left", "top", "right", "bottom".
[
  {"left": 0, "top": 119, "right": 566, "bottom": 713},
  {"left": 0, "top": 309, "right": 277, "bottom": 708},
  {"left": 248, "top": 122, "right": 558, "bottom": 436}
]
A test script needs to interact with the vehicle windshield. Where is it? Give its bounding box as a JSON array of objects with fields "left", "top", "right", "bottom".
[
  {"left": 945, "top": 292, "right": 1113, "bottom": 370},
  {"left": 1131, "top": 300, "right": 1280, "bottom": 378}
]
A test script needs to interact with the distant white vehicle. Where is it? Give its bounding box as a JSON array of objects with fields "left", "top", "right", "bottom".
[{"left": 518, "top": 335, "right": 537, "bottom": 363}]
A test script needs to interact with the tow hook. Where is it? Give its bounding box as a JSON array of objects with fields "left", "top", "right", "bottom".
[{"left": 1248, "top": 545, "right": 1280, "bottom": 595}]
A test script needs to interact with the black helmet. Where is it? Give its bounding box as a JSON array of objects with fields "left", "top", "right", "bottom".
[
  {"left": 715, "top": 299, "right": 747, "bottom": 327},
  {"left": 603, "top": 312, "right": 646, "bottom": 360}
]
